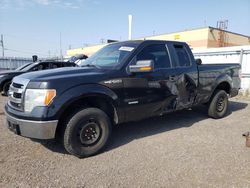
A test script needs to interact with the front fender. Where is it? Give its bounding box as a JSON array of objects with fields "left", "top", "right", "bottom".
[{"left": 47, "top": 84, "right": 120, "bottom": 119}]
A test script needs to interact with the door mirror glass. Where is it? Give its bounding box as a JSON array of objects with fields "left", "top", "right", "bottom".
[{"left": 129, "top": 60, "right": 154, "bottom": 73}]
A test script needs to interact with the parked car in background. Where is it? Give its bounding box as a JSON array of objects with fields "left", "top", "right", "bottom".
[
  {"left": 0, "top": 61, "right": 77, "bottom": 95},
  {"left": 14, "top": 63, "right": 33, "bottom": 71}
]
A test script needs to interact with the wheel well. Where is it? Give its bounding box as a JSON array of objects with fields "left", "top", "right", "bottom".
[
  {"left": 1, "top": 79, "right": 11, "bottom": 89},
  {"left": 56, "top": 96, "right": 117, "bottom": 139},
  {"left": 215, "top": 82, "right": 231, "bottom": 94}
]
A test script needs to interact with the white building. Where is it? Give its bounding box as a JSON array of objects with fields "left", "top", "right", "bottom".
[{"left": 193, "top": 45, "right": 250, "bottom": 92}]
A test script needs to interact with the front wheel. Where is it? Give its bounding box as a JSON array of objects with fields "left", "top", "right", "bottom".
[
  {"left": 2, "top": 81, "right": 11, "bottom": 96},
  {"left": 208, "top": 90, "right": 228, "bottom": 119},
  {"left": 63, "top": 108, "right": 112, "bottom": 158}
]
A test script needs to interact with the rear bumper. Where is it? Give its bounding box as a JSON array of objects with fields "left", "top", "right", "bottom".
[{"left": 5, "top": 109, "right": 58, "bottom": 139}]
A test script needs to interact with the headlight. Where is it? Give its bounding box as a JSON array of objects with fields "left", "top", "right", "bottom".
[{"left": 24, "top": 89, "right": 56, "bottom": 112}]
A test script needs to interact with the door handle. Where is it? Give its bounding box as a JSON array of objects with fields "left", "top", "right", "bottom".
[{"left": 169, "top": 75, "right": 176, "bottom": 82}]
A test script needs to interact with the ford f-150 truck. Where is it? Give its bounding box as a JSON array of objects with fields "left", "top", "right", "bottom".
[{"left": 4, "top": 40, "right": 240, "bottom": 158}]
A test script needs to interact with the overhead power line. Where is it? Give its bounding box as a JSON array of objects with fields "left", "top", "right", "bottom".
[{"left": 4, "top": 48, "right": 48, "bottom": 56}]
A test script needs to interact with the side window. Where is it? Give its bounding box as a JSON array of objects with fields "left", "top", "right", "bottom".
[
  {"left": 51, "top": 63, "right": 58, "bottom": 69},
  {"left": 137, "top": 44, "right": 171, "bottom": 69},
  {"left": 32, "top": 64, "right": 43, "bottom": 71},
  {"left": 42, "top": 63, "right": 50, "bottom": 70},
  {"left": 31, "top": 65, "right": 38, "bottom": 71},
  {"left": 173, "top": 45, "right": 191, "bottom": 67}
]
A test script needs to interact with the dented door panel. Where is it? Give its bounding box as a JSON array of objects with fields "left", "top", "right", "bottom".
[
  {"left": 166, "top": 42, "right": 199, "bottom": 110},
  {"left": 123, "top": 70, "right": 177, "bottom": 121},
  {"left": 174, "top": 68, "right": 198, "bottom": 110}
]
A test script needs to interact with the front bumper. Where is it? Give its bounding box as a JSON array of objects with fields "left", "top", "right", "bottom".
[{"left": 4, "top": 109, "right": 58, "bottom": 139}]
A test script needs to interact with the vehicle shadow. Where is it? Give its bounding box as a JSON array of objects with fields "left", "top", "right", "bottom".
[
  {"left": 32, "top": 139, "right": 69, "bottom": 155},
  {"left": 38, "top": 101, "right": 248, "bottom": 155},
  {"left": 107, "top": 101, "right": 248, "bottom": 151}
]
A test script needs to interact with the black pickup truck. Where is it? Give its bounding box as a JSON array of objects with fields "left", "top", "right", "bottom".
[{"left": 5, "top": 40, "right": 240, "bottom": 158}]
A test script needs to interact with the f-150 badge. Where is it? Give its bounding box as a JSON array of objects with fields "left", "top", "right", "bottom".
[{"left": 104, "top": 79, "right": 122, "bottom": 84}]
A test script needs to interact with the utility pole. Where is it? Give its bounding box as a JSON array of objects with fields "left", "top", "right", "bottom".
[
  {"left": 100, "top": 38, "right": 105, "bottom": 44},
  {"left": 128, "top": 14, "right": 132, "bottom": 40},
  {"left": 60, "top": 32, "right": 63, "bottom": 60},
  {"left": 0, "top": 34, "right": 4, "bottom": 57}
]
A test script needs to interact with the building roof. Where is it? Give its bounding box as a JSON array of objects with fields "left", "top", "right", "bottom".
[
  {"left": 140, "top": 26, "right": 250, "bottom": 39},
  {"left": 208, "top": 26, "right": 250, "bottom": 38}
]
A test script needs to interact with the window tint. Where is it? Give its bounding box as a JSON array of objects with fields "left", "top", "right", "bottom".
[
  {"left": 51, "top": 63, "right": 58, "bottom": 69},
  {"left": 173, "top": 45, "right": 190, "bottom": 67},
  {"left": 137, "top": 44, "right": 171, "bottom": 69},
  {"left": 32, "top": 64, "right": 43, "bottom": 71},
  {"left": 42, "top": 63, "right": 50, "bottom": 70}
]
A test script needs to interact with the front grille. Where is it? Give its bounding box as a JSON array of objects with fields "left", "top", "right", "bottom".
[
  {"left": 8, "top": 82, "right": 24, "bottom": 111},
  {"left": 12, "top": 82, "right": 23, "bottom": 88},
  {"left": 8, "top": 77, "right": 29, "bottom": 111},
  {"left": 13, "top": 93, "right": 22, "bottom": 98}
]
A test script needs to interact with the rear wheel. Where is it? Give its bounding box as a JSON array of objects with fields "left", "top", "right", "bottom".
[
  {"left": 63, "top": 108, "right": 112, "bottom": 158},
  {"left": 208, "top": 90, "right": 228, "bottom": 119},
  {"left": 2, "top": 81, "right": 11, "bottom": 96}
]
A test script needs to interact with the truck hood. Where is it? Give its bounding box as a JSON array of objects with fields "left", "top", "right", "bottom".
[{"left": 18, "top": 67, "right": 107, "bottom": 82}]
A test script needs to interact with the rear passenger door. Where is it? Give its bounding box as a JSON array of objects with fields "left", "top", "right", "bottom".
[{"left": 167, "top": 42, "right": 198, "bottom": 109}]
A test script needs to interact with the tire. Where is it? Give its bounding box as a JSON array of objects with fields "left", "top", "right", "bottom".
[
  {"left": 208, "top": 90, "right": 228, "bottom": 119},
  {"left": 63, "top": 107, "right": 112, "bottom": 158},
  {"left": 2, "top": 81, "right": 11, "bottom": 96}
]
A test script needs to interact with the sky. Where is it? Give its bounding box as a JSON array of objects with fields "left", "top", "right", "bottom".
[{"left": 0, "top": 0, "right": 250, "bottom": 58}]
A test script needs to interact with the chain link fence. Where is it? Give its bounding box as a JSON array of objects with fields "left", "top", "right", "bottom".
[{"left": 0, "top": 57, "right": 61, "bottom": 70}]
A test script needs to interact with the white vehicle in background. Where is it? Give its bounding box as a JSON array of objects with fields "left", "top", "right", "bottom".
[{"left": 68, "top": 54, "right": 88, "bottom": 66}]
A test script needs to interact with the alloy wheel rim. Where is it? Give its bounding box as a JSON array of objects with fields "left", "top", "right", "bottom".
[
  {"left": 79, "top": 119, "right": 101, "bottom": 146},
  {"left": 216, "top": 96, "right": 225, "bottom": 112}
]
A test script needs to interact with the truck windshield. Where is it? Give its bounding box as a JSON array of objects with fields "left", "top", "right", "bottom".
[{"left": 79, "top": 42, "right": 138, "bottom": 69}]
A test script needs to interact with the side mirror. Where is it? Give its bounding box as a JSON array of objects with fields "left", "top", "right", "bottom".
[
  {"left": 129, "top": 60, "right": 154, "bottom": 73},
  {"left": 195, "top": 58, "right": 202, "bottom": 65}
]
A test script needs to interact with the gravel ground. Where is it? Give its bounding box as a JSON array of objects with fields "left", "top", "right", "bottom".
[{"left": 0, "top": 96, "right": 250, "bottom": 187}]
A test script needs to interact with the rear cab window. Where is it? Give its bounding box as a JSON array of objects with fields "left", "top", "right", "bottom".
[{"left": 171, "top": 44, "right": 191, "bottom": 68}]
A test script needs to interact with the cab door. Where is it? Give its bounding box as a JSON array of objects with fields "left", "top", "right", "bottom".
[
  {"left": 166, "top": 42, "right": 198, "bottom": 110},
  {"left": 123, "top": 42, "right": 178, "bottom": 122}
]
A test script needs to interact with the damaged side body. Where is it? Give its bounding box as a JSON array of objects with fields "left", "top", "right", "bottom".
[
  {"left": 116, "top": 41, "right": 240, "bottom": 122},
  {"left": 119, "top": 41, "right": 198, "bottom": 122}
]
